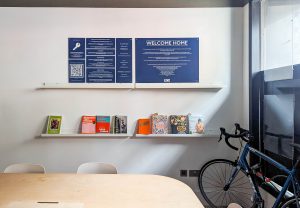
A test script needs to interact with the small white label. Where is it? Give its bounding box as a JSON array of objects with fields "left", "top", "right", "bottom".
[{"left": 164, "top": 79, "right": 170, "bottom": 83}]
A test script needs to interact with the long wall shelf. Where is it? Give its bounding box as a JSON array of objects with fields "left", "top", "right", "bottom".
[
  {"left": 134, "top": 83, "right": 223, "bottom": 89},
  {"left": 38, "top": 83, "right": 224, "bottom": 89},
  {"left": 39, "top": 133, "right": 219, "bottom": 139},
  {"left": 39, "top": 83, "right": 134, "bottom": 89},
  {"left": 135, "top": 134, "right": 219, "bottom": 138},
  {"left": 40, "top": 134, "right": 132, "bottom": 138}
]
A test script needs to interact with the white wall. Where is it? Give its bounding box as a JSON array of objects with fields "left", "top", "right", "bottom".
[
  {"left": 0, "top": 7, "right": 244, "bottom": 197},
  {"left": 263, "top": 1, "right": 300, "bottom": 70}
]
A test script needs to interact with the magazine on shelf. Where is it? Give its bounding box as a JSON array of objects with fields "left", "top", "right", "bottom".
[
  {"left": 46, "top": 115, "right": 62, "bottom": 134},
  {"left": 96, "top": 116, "right": 110, "bottom": 133},
  {"left": 113, "top": 116, "right": 127, "bottom": 134},
  {"left": 137, "top": 118, "right": 151, "bottom": 134},
  {"left": 188, "top": 114, "right": 205, "bottom": 134},
  {"left": 151, "top": 113, "right": 168, "bottom": 134},
  {"left": 81, "top": 116, "right": 96, "bottom": 134},
  {"left": 170, "top": 115, "right": 189, "bottom": 134}
]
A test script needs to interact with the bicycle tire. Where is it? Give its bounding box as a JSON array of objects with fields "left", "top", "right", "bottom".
[
  {"left": 198, "top": 159, "right": 256, "bottom": 208},
  {"left": 280, "top": 198, "right": 300, "bottom": 208}
]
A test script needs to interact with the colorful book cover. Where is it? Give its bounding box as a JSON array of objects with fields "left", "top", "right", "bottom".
[
  {"left": 170, "top": 115, "right": 189, "bottom": 134},
  {"left": 137, "top": 118, "right": 151, "bottom": 134},
  {"left": 113, "top": 116, "right": 127, "bottom": 134},
  {"left": 188, "top": 115, "right": 205, "bottom": 134},
  {"left": 81, "top": 116, "right": 96, "bottom": 134},
  {"left": 151, "top": 114, "right": 168, "bottom": 134},
  {"left": 46, "top": 116, "right": 62, "bottom": 134},
  {"left": 96, "top": 116, "right": 110, "bottom": 133}
]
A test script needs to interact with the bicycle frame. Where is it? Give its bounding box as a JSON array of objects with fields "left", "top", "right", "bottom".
[{"left": 225, "top": 143, "right": 300, "bottom": 208}]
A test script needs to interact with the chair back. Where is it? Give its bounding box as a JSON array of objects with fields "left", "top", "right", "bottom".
[
  {"left": 77, "top": 162, "right": 117, "bottom": 174},
  {"left": 4, "top": 163, "right": 45, "bottom": 173},
  {"left": 227, "top": 203, "right": 242, "bottom": 208}
]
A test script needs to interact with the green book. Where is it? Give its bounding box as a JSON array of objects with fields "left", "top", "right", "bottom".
[{"left": 46, "top": 116, "right": 62, "bottom": 134}]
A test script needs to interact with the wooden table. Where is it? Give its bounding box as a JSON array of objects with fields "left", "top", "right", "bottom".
[{"left": 0, "top": 174, "right": 204, "bottom": 208}]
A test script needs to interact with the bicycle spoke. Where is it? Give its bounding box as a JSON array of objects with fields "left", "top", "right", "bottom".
[
  {"left": 208, "top": 189, "right": 224, "bottom": 203},
  {"left": 214, "top": 190, "right": 227, "bottom": 206},
  {"left": 202, "top": 180, "right": 223, "bottom": 188},
  {"left": 220, "top": 190, "right": 226, "bottom": 206},
  {"left": 220, "top": 163, "right": 226, "bottom": 182},
  {"left": 202, "top": 175, "right": 222, "bottom": 186},
  {"left": 212, "top": 165, "right": 224, "bottom": 185}
]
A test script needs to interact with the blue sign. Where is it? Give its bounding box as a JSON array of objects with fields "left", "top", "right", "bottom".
[
  {"left": 86, "top": 38, "right": 115, "bottom": 56},
  {"left": 86, "top": 68, "right": 115, "bottom": 83},
  {"left": 68, "top": 59, "right": 85, "bottom": 83},
  {"left": 86, "top": 55, "right": 115, "bottom": 83},
  {"left": 86, "top": 38, "right": 116, "bottom": 83},
  {"left": 68, "top": 38, "right": 132, "bottom": 83},
  {"left": 69, "top": 38, "right": 85, "bottom": 59},
  {"left": 135, "top": 38, "right": 199, "bottom": 83},
  {"left": 116, "top": 38, "right": 132, "bottom": 83},
  {"left": 87, "top": 56, "right": 115, "bottom": 68}
]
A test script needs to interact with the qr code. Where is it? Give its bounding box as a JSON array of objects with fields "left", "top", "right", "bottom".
[{"left": 70, "top": 64, "right": 84, "bottom": 77}]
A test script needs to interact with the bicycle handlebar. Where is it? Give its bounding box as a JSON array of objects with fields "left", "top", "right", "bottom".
[{"left": 219, "top": 123, "right": 252, "bottom": 151}]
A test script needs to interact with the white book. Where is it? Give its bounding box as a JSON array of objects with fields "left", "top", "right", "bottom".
[{"left": 188, "top": 115, "right": 205, "bottom": 134}]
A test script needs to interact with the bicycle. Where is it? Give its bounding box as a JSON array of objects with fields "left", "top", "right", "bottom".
[{"left": 198, "top": 123, "right": 300, "bottom": 208}]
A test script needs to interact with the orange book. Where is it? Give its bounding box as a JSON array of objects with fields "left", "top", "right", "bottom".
[
  {"left": 137, "top": 119, "right": 151, "bottom": 134},
  {"left": 81, "top": 116, "right": 96, "bottom": 134}
]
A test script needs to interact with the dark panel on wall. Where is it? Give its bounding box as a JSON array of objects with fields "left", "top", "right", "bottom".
[
  {"left": 249, "top": 0, "right": 262, "bottom": 154},
  {"left": 263, "top": 94, "right": 294, "bottom": 159},
  {"left": 0, "top": 0, "right": 249, "bottom": 8}
]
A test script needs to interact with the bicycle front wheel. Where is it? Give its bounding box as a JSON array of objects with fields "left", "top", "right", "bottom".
[{"left": 198, "top": 159, "right": 255, "bottom": 208}]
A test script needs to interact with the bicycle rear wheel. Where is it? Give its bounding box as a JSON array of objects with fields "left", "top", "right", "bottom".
[
  {"left": 198, "top": 159, "right": 255, "bottom": 208},
  {"left": 281, "top": 198, "right": 300, "bottom": 208}
]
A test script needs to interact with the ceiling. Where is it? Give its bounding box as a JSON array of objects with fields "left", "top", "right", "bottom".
[{"left": 0, "top": 0, "right": 249, "bottom": 8}]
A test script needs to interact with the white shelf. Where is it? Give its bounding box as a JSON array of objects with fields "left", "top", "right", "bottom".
[
  {"left": 39, "top": 83, "right": 134, "bottom": 89},
  {"left": 39, "top": 83, "right": 223, "bottom": 89},
  {"left": 39, "top": 133, "right": 218, "bottom": 139},
  {"left": 135, "top": 83, "right": 223, "bottom": 89},
  {"left": 135, "top": 134, "right": 219, "bottom": 138},
  {"left": 40, "top": 134, "right": 132, "bottom": 138}
]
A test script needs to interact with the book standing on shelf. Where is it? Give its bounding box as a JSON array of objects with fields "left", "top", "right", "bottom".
[
  {"left": 46, "top": 116, "right": 62, "bottom": 134},
  {"left": 112, "top": 116, "right": 127, "bottom": 134},
  {"left": 151, "top": 114, "right": 168, "bottom": 134},
  {"left": 96, "top": 116, "right": 110, "bottom": 133},
  {"left": 170, "top": 115, "right": 189, "bottom": 134},
  {"left": 188, "top": 114, "right": 205, "bottom": 134},
  {"left": 81, "top": 116, "right": 96, "bottom": 134},
  {"left": 137, "top": 119, "right": 151, "bottom": 134}
]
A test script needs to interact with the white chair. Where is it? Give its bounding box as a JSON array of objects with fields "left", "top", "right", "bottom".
[
  {"left": 227, "top": 203, "right": 243, "bottom": 208},
  {"left": 77, "top": 162, "right": 117, "bottom": 174},
  {"left": 4, "top": 163, "right": 45, "bottom": 173}
]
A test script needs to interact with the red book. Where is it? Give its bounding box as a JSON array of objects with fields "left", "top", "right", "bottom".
[
  {"left": 96, "top": 116, "right": 110, "bottom": 133},
  {"left": 81, "top": 116, "right": 96, "bottom": 134}
]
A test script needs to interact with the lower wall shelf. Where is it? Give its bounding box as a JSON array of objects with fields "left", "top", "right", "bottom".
[
  {"left": 135, "top": 134, "right": 218, "bottom": 138},
  {"left": 40, "top": 134, "right": 132, "bottom": 138},
  {"left": 39, "top": 133, "right": 218, "bottom": 139}
]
